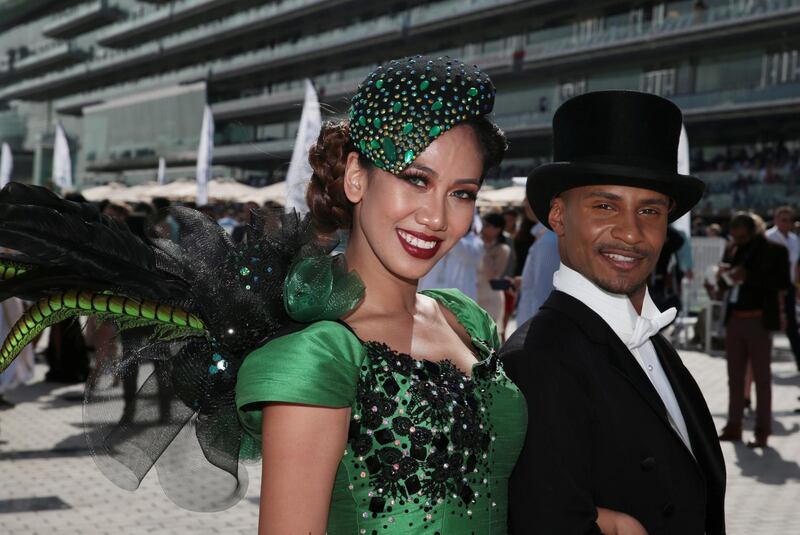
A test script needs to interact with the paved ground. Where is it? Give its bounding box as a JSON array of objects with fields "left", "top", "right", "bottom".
[{"left": 1, "top": 342, "right": 799, "bottom": 534}]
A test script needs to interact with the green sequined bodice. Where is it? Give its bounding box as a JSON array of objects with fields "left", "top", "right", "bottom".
[
  {"left": 328, "top": 332, "right": 526, "bottom": 534},
  {"left": 235, "top": 288, "right": 527, "bottom": 534}
]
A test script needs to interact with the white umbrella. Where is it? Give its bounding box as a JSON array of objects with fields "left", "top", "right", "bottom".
[
  {"left": 82, "top": 181, "right": 160, "bottom": 203},
  {"left": 82, "top": 179, "right": 291, "bottom": 205},
  {"left": 477, "top": 185, "right": 526, "bottom": 207},
  {"left": 251, "top": 180, "right": 287, "bottom": 206}
]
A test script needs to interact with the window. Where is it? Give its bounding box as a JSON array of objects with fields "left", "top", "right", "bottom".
[
  {"left": 629, "top": 8, "right": 645, "bottom": 31},
  {"left": 557, "top": 79, "right": 587, "bottom": 103},
  {"left": 641, "top": 68, "right": 676, "bottom": 96},
  {"left": 651, "top": 3, "right": 667, "bottom": 27},
  {"left": 572, "top": 17, "right": 604, "bottom": 43},
  {"left": 761, "top": 49, "right": 800, "bottom": 86}
]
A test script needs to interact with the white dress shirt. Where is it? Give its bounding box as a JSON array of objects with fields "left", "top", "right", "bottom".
[{"left": 553, "top": 263, "right": 693, "bottom": 453}]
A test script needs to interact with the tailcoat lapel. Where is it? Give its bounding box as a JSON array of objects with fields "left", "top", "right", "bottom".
[
  {"left": 652, "top": 334, "right": 726, "bottom": 490},
  {"left": 542, "top": 291, "right": 695, "bottom": 461}
]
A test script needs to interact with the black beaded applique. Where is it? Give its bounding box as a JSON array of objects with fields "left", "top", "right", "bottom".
[{"left": 346, "top": 340, "right": 500, "bottom": 526}]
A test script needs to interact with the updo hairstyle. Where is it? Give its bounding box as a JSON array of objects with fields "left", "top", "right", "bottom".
[{"left": 306, "top": 117, "right": 507, "bottom": 234}]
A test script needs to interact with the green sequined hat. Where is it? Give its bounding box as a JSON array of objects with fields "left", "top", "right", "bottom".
[{"left": 349, "top": 55, "right": 496, "bottom": 174}]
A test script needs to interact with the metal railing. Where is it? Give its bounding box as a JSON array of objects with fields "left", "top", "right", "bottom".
[{"left": 42, "top": 0, "right": 114, "bottom": 34}]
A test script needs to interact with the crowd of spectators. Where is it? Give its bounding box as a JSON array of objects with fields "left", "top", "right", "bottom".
[{"left": 691, "top": 143, "right": 800, "bottom": 212}]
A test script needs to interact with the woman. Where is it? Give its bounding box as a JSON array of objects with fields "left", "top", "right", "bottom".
[
  {"left": 477, "top": 212, "right": 512, "bottom": 339},
  {"left": 234, "top": 56, "right": 527, "bottom": 534}
]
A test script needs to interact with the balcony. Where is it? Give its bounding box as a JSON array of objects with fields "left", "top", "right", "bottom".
[
  {"left": 11, "top": 41, "right": 88, "bottom": 75},
  {"left": 0, "top": 0, "right": 64, "bottom": 31},
  {"left": 209, "top": 14, "right": 402, "bottom": 82},
  {"left": 94, "top": 0, "right": 320, "bottom": 48},
  {"left": 676, "top": 81, "right": 800, "bottom": 123},
  {"left": 42, "top": 0, "right": 124, "bottom": 39},
  {"left": 494, "top": 80, "right": 800, "bottom": 145},
  {"left": 213, "top": 138, "right": 294, "bottom": 164},
  {"left": 408, "top": 0, "right": 555, "bottom": 33},
  {"left": 95, "top": 0, "right": 231, "bottom": 47},
  {"left": 211, "top": 73, "right": 364, "bottom": 122},
  {"left": 519, "top": 0, "right": 800, "bottom": 74},
  {"left": 54, "top": 65, "right": 209, "bottom": 115}
]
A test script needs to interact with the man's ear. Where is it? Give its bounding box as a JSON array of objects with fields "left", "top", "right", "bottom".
[
  {"left": 343, "top": 152, "right": 368, "bottom": 204},
  {"left": 548, "top": 196, "right": 566, "bottom": 236}
]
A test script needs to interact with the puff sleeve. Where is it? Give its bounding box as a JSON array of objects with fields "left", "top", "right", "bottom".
[{"left": 235, "top": 320, "right": 364, "bottom": 443}]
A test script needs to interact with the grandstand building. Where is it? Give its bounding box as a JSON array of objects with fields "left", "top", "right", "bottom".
[{"left": 1, "top": 0, "right": 799, "bottom": 214}]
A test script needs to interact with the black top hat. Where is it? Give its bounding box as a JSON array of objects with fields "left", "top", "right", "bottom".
[{"left": 527, "top": 90, "right": 705, "bottom": 229}]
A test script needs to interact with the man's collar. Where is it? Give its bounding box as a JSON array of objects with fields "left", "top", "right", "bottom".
[{"left": 552, "top": 263, "right": 664, "bottom": 345}]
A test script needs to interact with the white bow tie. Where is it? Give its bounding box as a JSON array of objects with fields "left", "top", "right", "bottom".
[{"left": 627, "top": 308, "right": 677, "bottom": 350}]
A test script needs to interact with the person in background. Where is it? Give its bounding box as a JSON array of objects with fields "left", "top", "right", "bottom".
[
  {"left": 419, "top": 212, "right": 484, "bottom": 300},
  {"left": 477, "top": 212, "right": 511, "bottom": 339},
  {"left": 501, "top": 209, "right": 519, "bottom": 335},
  {"left": 0, "top": 297, "right": 35, "bottom": 408},
  {"left": 151, "top": 196, "right": 179, "bottom": 242},
  {"left": 715, "top": 212, "right": 790, "bottom": 448},
  {"left": 706, "top": 223, "right": 723, "bottom": 237},
  {"left": 765, "top": 205, "right": 800, "bottom": 371},
  {"left": 503, "top": 208, "right": 519, "bottom": 238},
  {"left": 515, "top": 199, "right": 560, "bottom": 326},
  {"left": 512, "top": 204, "right": 536, "bottom": 277},
  {"left": 649, "top": 226, "right": 685, "bottom": 312},
  {"left": 217, "top": 206, "right": 239, "bottom": 235}
]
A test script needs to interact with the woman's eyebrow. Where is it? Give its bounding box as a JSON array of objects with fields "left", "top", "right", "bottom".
[
  {"left": 407, "top": 163, "right": 479, "bottom": 185},
  {"left": 408, "top": 163, "right": 437, "bottom": 176}
]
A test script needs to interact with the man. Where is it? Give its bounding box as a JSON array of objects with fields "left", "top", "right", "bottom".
[
  {"left": 765, "top": 205, "right": 800, "bottom": 371},
  {"left": 502, "top": 91, "right": 726, "bottom": 534},
  {"left": 715, "top": 212, "right": 789, "bottom": 448}
]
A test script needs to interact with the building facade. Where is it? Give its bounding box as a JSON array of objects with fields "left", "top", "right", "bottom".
[{"left": 1, "top": 0, "right": 799, "bottom": 213}]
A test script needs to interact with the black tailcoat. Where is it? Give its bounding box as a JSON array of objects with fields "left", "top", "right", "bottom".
[{"left": 502, "top": 291, "right": 726, "bottom": 535}]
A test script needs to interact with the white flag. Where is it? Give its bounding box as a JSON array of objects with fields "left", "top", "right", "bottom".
[
  {"left": 157, "top": 157, "right": 166, "bottom": 185},
  {"left": 672, "top": 125, "right": 691, "bottom": 237},
  {"left": 0, "top": 142, "right": 12, "bottom": 188},
  {"left": 286, "top": 80, "right": 322, "bottom": 213},
  {"left": 52, "top": 123, "right": 72, "bottom": 190},
  {"left": 196, "top": 105, "right": 214, "bottom": 206}
]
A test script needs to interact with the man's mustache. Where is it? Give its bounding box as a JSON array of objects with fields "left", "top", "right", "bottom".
[{"left": 593, "top": 243, "right": 651, "bottom": 259}]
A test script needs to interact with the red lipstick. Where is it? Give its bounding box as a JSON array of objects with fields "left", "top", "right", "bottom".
[{"left": 396, "top": 229, "right": 442, "bottom": 260}]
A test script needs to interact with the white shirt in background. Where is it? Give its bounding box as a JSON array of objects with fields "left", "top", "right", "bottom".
[
  {"left": 419, "top": 232, "right": 484, "bottom": 301},
  {"left": 553, "top": 263, "right": 693, "bottom": 453},
  {"left": 766, "top": 226, "right": 799, "bottom": 284},
  {"left": 516, "top": 223, "right": 560, "bottom": 325}
]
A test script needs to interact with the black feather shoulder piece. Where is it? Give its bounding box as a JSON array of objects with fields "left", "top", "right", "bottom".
[{"left": 0, "top": 183, "right": 348, "bottom": 511}]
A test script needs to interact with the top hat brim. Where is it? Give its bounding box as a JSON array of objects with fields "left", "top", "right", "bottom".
[{"left": 526, "top": 161, "right": 706, "bottom": 230}]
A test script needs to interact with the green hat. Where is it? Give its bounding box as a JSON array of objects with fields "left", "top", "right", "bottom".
[{"left": 349, "top": 55, "right": 496, "bottom": 174}]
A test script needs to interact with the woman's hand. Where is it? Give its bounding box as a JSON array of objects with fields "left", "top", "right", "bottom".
[{"left": 596, "top": 507, "right": 649, "bottom": 535}]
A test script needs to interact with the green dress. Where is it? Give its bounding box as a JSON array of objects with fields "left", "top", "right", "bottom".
[{"left": 236, "top": 289, "right": 527, "bottom": 534}]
